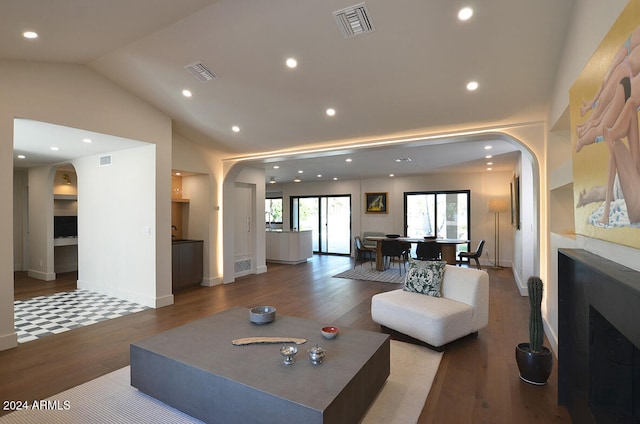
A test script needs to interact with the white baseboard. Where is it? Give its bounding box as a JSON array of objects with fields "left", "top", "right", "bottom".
[
  {"left": 154, "top": 294, "right": 174, "bottom": 308},
  {"left": 77, "top": 279, "right": 171, "bottom": 309},
  {"left": 0, "top": 332, "right": 18, "bottom": 352},
  {"left": 512, "top": 268, "right": 527, "bottom": 296},
  {"left": 201, "top": 276, "right": 222, "bottom": 287},
  {"left": 27, "top": 269, "right": 56, "bottom": 281},
  {"left": 543, "top": 317, "right": 558, "bottom": 358}
]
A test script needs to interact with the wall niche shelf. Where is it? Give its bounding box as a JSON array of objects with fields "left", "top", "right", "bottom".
[
  {"left": 54, "top": 237, "right": 78, "bottom": 247},
  {"left": 54, "top": 194, "right": 77, "bottom": 200}
]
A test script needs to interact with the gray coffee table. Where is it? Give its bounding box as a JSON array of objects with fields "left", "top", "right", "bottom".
[{"left": 130, "top": 307, "right": 390, "bottom": 424}]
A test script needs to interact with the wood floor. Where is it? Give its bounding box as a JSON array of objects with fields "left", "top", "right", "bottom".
[{"left": 3, "top": 256, "right": 571, "bottom": 423}]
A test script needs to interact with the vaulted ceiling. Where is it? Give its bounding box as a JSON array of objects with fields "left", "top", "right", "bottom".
[{"left": 4, "top": 0, "right": 574, "bottom": 181}]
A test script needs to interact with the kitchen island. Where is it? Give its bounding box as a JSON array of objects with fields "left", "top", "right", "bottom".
[{"left": 265, "top": 230, "right": 313, "bottom": 264}]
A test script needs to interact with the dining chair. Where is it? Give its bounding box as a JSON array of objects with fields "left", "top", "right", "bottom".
[
  {"left": 457, "top": 239, "right": 485, "bottom": 270},
  {"left": 354, "top": 236, "right": 375, "bottom": 268},
  {"left": 381, "top": 240, "right": 406, "bottom": 275},
  {"left": 415, "top": 242, "right": 442, "bottom": 261}
]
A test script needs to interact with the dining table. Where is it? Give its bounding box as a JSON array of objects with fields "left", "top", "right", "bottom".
[{"left": 364, "top": 236, "right": 470, "bottom": 271}]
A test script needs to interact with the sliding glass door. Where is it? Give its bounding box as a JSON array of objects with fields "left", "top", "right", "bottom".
[
  {"left": 291, "top": 195, "right": 351, "bottom": 254},
  {"left": 405, "top": 191, "right": 470, "bottom": 254}
]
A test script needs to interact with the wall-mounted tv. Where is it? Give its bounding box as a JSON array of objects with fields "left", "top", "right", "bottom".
[{"left": 54, "top": 216, "right": 78, "bottom": 238}]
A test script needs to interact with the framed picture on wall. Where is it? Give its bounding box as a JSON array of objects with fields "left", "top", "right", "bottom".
[
  {"left": 365, "top": 192, "right": 387, "bottom": 214},
  {"left": 511, "top": 175, "right": 520, "bottom": 229}
]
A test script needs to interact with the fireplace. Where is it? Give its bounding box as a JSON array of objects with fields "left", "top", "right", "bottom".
[{"left": 558, "top": 249, "right": 640, "bottom": 424}]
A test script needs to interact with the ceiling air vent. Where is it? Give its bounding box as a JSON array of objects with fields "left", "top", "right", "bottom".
[
  {"left": 333, "top": 2, "right": 375, "bottom": 39},
  {"left": 184, "top": 61, "right": 218, "bottom": 83},
  {"left": 99, "top": 155, "right": 112, "bottom": 167}
]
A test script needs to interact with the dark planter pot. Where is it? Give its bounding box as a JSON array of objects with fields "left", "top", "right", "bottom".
[{"left": 515, "top": 342, "right": 553, "bottom": 385}]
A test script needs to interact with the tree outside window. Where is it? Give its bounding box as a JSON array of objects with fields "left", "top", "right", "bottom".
[{"left": 265, "top": 198, "right": 283, "bottom": 223}]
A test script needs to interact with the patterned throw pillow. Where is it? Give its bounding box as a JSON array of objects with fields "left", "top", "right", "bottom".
[{"left": 403, "top": 259, "right": 446, "bottom": 297}]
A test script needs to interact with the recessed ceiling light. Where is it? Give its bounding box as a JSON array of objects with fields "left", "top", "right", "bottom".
[
  {"left": 487, "top": 167, "right": 493, "bottom": 171},
  {"left": 317, "top": 174, "right": 322, "bottom": 178},
  {"left": 484, "top": 145, "right": 493, "bottom": 150},
  {"left": 333, "top": 177, "right": 338, "bottom": 181},
  {"left": 345, "top": 158, "right": 352, "bottom": 162},
  {"left": 50, "top": 146, "right": 59, "bottom": 151},
  {"left": 273, "top": 165, "right": 280, "bottom": 169},
  {"left": 326, "top": 108, "right": 336, "bottom": 117},
  {"left": 17, "top": 154, "right": 26, "bottom": 159},
  {"left": 232, "top": 125, "right": 240, "bottom": 133},
  {"left": 293, "top": 177, "right": 301, "bottom": 183},
  {"left": 286, "top": 58, "right": 297, "bottom": 69},
  {"left": 298, "top": 170, "right": 304, "bottom": 174},
  {"left": 182, "top": 89, "right": 192, "bottom": 97},
  {"left": 458, "top": 7, "right": 473, "bottom": 21},
  {"left": 175, "top": 172, "right": 182, "bottom": 176},
  {"left": 82, "top": 138, "right": 92, "bottom": 143},
  {"left": 487, "top": 162, "right": 493, "bottom": 165},
  {"left": 485, "top": 155, "right": 493, "bottom": 159},
  {"left": 23, "top": 31, "right": 38, "bottom": 39},
  {"left": 389, "top": 174, "right": 395, "bottom": 177},
  {"left": 466, "top": 81, "right": 479, "bottom": 91},
  {"left": 269, "top": 177, "right": 276, "bottom": 184}
]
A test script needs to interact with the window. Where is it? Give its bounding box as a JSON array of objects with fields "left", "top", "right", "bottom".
[
  {"left": 404, "top": 190, "right": 470, "bottom": 255},
  {"left": 265, "top": 198, "right": 283, "bottom": 224}
]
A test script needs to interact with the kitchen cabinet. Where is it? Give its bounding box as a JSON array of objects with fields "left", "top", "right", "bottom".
[{"left": 172, "top": 240, "right": 203, "bottom": 292}]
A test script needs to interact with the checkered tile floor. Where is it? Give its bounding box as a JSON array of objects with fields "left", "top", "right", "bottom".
[{"left": 14, "top": 289, "right": 149, "bottom": 344}]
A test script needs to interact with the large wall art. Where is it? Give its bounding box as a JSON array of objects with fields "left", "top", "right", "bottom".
[{"left": 570, "top": 0, "right": 640, "bottom": 249}]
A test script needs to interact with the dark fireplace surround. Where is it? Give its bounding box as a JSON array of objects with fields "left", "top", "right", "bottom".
[{"left": 558, "top": 249, "right": 640, "bottom": 424}]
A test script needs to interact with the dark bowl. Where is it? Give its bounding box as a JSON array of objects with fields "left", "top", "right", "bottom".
[
  {"left": 423, "top": 236, "right": 437, "bottom": 240},
  {"left": 385, "top": 234, "right": 400, "bottom": 238}
]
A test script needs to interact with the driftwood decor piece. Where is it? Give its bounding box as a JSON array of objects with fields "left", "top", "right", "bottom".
[{"left": 231, "top": 337, "right": 307, "bottom": 346}]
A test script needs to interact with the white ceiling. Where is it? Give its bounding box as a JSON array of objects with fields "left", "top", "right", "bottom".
[
  {"left": 13, "top": 119, "right": 150, "bottom": 169},
  {"left": 4, "top": 0, "right": 574, "bottom": 181}
]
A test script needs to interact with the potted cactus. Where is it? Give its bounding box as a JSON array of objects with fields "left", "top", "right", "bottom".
[{"left": 515, "top": 276, "right": 553, "bottom": 385}]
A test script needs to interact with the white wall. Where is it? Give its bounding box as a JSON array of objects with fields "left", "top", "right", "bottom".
[
  {"left": 13, "top": 170, "right": 27, "bottom": 271},
  {"left": 222, "top": 165, "right": 266, "bottom": 283},
  {"left": 1, "top": 60, "right": 173, "bottom": 351},
  {"left": 172, "top": 133, "right": 222, "bottom": 286},
  {"left": 23, "top": 166, "right": 81, "bottom": 278},
  {"left": 512, "top": 154, "right": 537, "bottom": 294},
  {"left": 26, "top": 166, "right": 56, "bottom": 280},
  {"left": 181, "top": 174, "right": 215, "bottom": 285},
  {"left": 549, "top": 0, "right": 629, "bottom": 126},
  {"left": 74, "top": 145, "right": 167, "bottom": 307},
  {"left": 545, "top": 0, "right": 633, "bottom": 356},
  {"left": 279, "top": 169, "right": 515, "bottom": 268}
]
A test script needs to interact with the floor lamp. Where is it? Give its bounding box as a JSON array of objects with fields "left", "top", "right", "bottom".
[{"left": 488, "top": 199, "right": 509, "bottom": 269}]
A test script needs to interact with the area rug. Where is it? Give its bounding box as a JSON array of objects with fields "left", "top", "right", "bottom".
[
  {"left": 333, "top": 266, "right": 405, "bottom": 284},
  {"left": 0, "top": 341, "right": 441, "bottom": 424}
]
